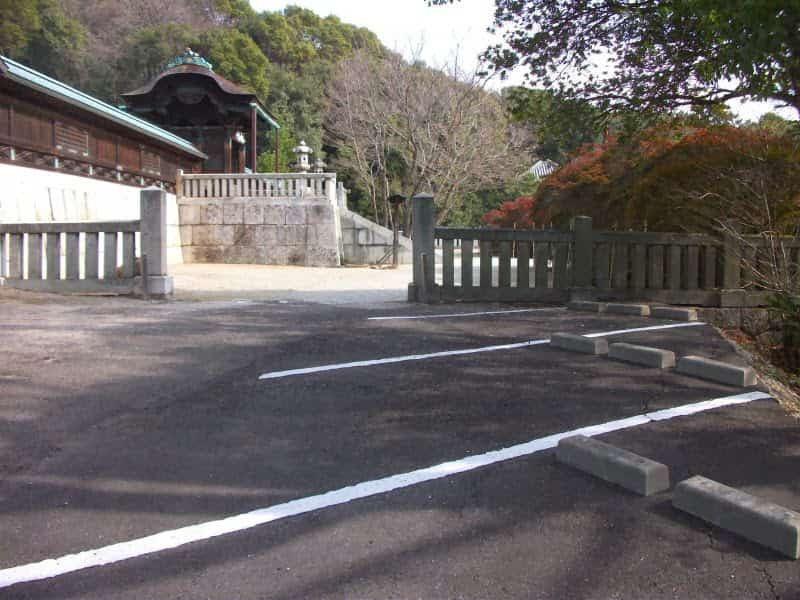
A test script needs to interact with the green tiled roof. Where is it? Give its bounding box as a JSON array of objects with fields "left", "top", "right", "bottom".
[{"left": 0, "top": 56, "right": 206, "bottom": 159}]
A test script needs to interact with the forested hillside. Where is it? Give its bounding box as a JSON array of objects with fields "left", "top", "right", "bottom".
[{"left": 0, "top": 0, "right": 385, "bottom": 170}]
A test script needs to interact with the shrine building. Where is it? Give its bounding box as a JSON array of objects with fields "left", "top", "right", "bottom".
[{"left": 121, "top": 49, "right": 281, "bottom": 174}]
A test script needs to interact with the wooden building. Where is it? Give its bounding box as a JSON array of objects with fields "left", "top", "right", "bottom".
[
  {"left": 122, "top": 49, "right": 280, "bottom": 174},
  {"left": 0, "top": 55, "right": 206, "bottom": 193}
]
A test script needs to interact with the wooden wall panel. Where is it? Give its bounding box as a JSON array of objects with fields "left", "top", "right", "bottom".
[
  {"left": 141, "top": 149, "right": 161, "bottom": 174},
  {"left": 14, "top": 108, "right": 52, "bottom": 147},
  {"left": 54, "top": 121, "right": 89, "bottom": 156},
  {"left": 117, "top": 141, "right": 140, "bottom": 170},
  {"left": 94, "top": 133, "right": 117, "bottom": 164},
  {"left": 0, "top": 103, "right": 9, "bottom": 137}
]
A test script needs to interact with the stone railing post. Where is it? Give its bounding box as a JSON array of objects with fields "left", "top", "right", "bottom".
[
  {"left": 409, "top": 192, "right": 436, "bottom": 302},
  {"left": 140, "top": 187, "right": 173, "bottom": 298},
  {"left": 571, "top": 215, "right": 594, "bottom": 299},
  {"left": 722, "top": 220, "right": 742, "bottom": 290}
]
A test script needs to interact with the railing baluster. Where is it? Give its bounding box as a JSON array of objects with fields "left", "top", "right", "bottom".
[
  {"left": 553, "top": 243, "right": 569, "bottom": 289},
  {"left": 8, "top": 233, "right": 22, "bottom": 278},
  {"left": 46, "top": 232, "right": 61, "bottom": 280},
  {"left": 632, "top": 244, "right": 646, "bottom": 289},
  {"left": 534, "top": 241, "right": 550, "bottom": 289},
  {"left": 498, "top": 241, "right": 512, "bottom": 287},
  {"left": 122, "top": 232, "right": 135, "bottom": 278},
  {"left": 517, "top": 241, "right": 530, "bottom": 289},
  {"left": 85, "top": 232, "right": 99, "bottom": 279},
  {"left": 611, "top": 243, "right": 629, "bottom": 289},
  {"left": 703, "top": 246, "right": 717, "bottom": 289},
  {"left": 461, "top": 239, "right": 473, "bottom": 288},
  {"left": 686, "top": 246, "right": 699, "bottom": 290},
  {"left": 66, "top": 232, "right": 80, "bottom": 279},
  {"left": 668, "top": 245, "right": 682, "bottom": 289},
  {"left": 648, "top": 245, "right": 664, "bottom": 289},
  {"left": 741, "top": 244, "right": 756, "bottom": 287},
  {"left": 103, "top": 232, "right": 118, "bottom": 279},
  {"left": 28, "top": 233, "right": 42, "bottom": 279},
  {"left": 443, "top": 239, "right": 454, "bottom": 289},
  {"left": 479, "top": 241, "right": 492, "bottom": 288},
  {"left": 593, "top": 242, "right": 610, "bottom": 288}
]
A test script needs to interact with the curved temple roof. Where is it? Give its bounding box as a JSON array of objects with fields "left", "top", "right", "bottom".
[{"left": 122, "top": 49, "right": 280, "bottom": 130}]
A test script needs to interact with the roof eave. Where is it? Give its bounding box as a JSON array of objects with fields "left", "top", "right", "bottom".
[
  {"left": 250, "top": 102, "right": 280, "bottom": 130},
  {"left": 1, "top": 59, "right": 207, "bottom": 160}
]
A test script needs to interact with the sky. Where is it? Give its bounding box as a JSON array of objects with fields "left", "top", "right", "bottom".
[{"left": 250, "top": 0, "right": 792, "bottom": 123}]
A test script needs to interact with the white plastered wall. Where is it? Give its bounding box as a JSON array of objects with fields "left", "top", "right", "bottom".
[{"left": 0, "top": 162, "right": 183, "bottom": 264}]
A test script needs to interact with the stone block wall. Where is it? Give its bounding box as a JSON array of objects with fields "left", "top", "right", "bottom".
[
  {"left": 698, "top": 307, "right": 782, "bottom": 346},
  {"left": 177, "top": 197, "right": 341, "bottom": 267},
  {"left": 340, "top": 208, "right": 412, "bottom": 265}
]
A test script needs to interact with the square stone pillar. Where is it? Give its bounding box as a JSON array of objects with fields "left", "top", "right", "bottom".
[{"left": 140, "top": 187, "right": 173, "bottom": 297}]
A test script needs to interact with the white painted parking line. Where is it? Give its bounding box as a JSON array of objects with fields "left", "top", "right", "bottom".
[
  {"left": 0, "top": 390, "right": 770, "bottom": 590},
  {"left": 259, "top": 338, "right": 551, "bottom": 379},
  {"left": 583, "top": 322, "right": 705, "bottom": 338},
  {"left": 258, "top": 321, "right": 706, "bottom": 380},
  {"left": 367, "top": 307, "right": 566, "bottom": 321}
]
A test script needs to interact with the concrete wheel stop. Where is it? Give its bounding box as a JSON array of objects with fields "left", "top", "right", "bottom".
[
  {"left": 556, "top": 435, "right": 670, "bottom": 496},
  {"left": 674, "top": 476, "right": 800, "bottom": 559},
  {"left": 676, "top": 356, "right": 757, "bottom": 387},
  {"left": 609, "top": 343, "right": 676, "bottom": 369},
  {"left": 550, "top": 332, "right": 609, "bottom": 355}
]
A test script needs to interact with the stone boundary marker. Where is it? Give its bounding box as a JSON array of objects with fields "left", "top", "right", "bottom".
[
  {"left": 605, "top": 303, "right": 651, "bottom": 316},
  {"left": 609, "top": 343, "right": 676, "bottom": 369},
  {"left": 550, "top": 333, "right": 609, "bottom": 355},
  {"left": 650, "top": 306, "right": 698, "bottom": 321},
  {"left": 556, "top": 435, "right": 670, "bottom": 496},
  {"left": 567, "top": 301, "right": 606, "bottom": 313},
  {"left": 676, "top": 356, "right": 757, "bottom": 387},
  {"left": 674, "top": 476, "right": 800, "bottom": 559}
]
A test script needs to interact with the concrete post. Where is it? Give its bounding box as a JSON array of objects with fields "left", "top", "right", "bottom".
[
  {"left": 571, "top": 216, "right": 594, "bottom": 297},
  {"left": 140, "top": 187, "right": 173, "bottom": 297},
  {"left": 409, "top": 192, "right": 435, "bottom": 302}
]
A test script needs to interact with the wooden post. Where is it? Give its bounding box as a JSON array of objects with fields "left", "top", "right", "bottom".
[
  {"left": 251, "top": 105, "right": 258, "bottom": 173},
  {"left": 224, "top": 128, "right": 232, "bottom": 173},
  {"left": 572, "top": 216, "right": 593, "bottom": 289},
  {"left": 274, "top": 128, "right": 280, "bottom": 173}
]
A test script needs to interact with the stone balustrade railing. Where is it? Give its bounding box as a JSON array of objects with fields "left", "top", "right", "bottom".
[
  {"left": 0, "top": 188, "right": 173, "bottom": 296},
  {"left": 178, "top": 172, "right": 337, "bottom": 204}
]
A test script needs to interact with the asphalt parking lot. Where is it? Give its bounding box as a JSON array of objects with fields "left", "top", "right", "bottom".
[{"left": 1, "top": 290, "right": 799, "bottom": 599}]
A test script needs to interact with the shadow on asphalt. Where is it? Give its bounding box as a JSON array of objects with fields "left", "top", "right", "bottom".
[{"left": 1, "top": 298, "right": 798, "bottom": 599}]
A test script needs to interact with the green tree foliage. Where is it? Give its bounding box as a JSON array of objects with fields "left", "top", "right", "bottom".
[
  {"left": 0, "top": 0, "right": 40, "bottom": 57},
  {"left": 21, "top": 0, "right": 87, "bottom": 84},
  {"left": 197, "top": 27, "right": 270, "bottom": 101},
  {"left": 757, "top": 112, "right": 798, "bottom": 137},
  {"left": 504, "top": 87, "right": 602, "bottom": 161},
  {"left": 445, "top": 175, "right": 540, "bottom": 227},
  {"left": 433, "top": 0, "right": 800, "bottom": 115},
  {"left": 119, "top": 24, "right": 198, "bottom": 87},
  {"left": 251, "top": 6, "right": 383, "bottom": 72},
  {"left": 0, "top": 0, "right": 87, "bottom": 85}
]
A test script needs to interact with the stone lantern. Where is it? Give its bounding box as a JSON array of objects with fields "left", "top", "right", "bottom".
[
  {"left": 292, "top": 140, "right": 312, "bottom": 172},
  {"left": 312, "top": 157, "right": 327, "bottom": 173}
]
